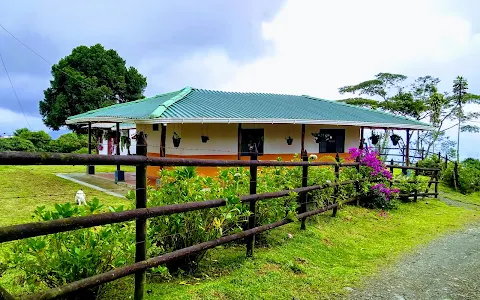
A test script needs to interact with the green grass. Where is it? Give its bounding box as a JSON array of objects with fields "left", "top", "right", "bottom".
[
  {"left": 439, "top": 183, "right": 480, "bottom": 206},
  {"left": 139, "top": 200, "right": 479, "bottom": 300},
  {"left": 0, "top": 165, "right": 132, "bottom": 226},
  {"left": 0, "top": 165, "right": 478, "bottom": 299}
]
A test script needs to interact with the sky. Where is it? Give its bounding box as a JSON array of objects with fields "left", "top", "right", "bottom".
[{"left": 1, "top": 0, "right": 480, "bottom": 157}]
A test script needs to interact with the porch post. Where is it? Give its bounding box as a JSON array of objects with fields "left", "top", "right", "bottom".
[
  {"left": 86, "top": 122, "right": 95, "bottom": 174},
  {"left": 405, "top": 129, "right": 410, "bottom": 166},
  {"left": 359, "top": 126, "right": 364, "bottom": 149},
  {"left": 301, "top": 124, "right": 305, "bottom": 154},
  {"left": 115, "top": 122, "right": 125, "bottom": 182},
  {"left": 237, "top": 123, "right": 242, "bottom": 160},
  {"left": 160, "top": 124, "right": 166, "bottom": 158}
]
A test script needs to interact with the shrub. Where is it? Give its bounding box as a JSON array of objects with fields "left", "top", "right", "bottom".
[
  {"left": 47, "top": 133, "right": 88, "bottom": 153},
  {"left": 14, "top": 128, "right": 52, "bottom": 151},
  {"left": 442, "top": 159, "right": 480, "bottom": 194},
  {"left": 72, "top": 147, "right": 89, "bottom": 154},
  {"left": 417, "top": 155, "right": 443, "bottom": 176},
  {"left": 0, "top": 136, "right": 36, "bottom": 152},
  {"left": 6, "top": 200, "right": 134, "bottom": 299},
  {"left": 147, "top": 167, "right": 250, "bottom": 273}
]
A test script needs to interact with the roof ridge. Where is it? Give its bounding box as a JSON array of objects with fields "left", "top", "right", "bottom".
[
  {"left": 302, "top": 95, "right": 431, "bottom": 126},
  {"left": 150, "top": 86, "right": 193, "bottom": 118},
  {"left": 66, "top": 89, "right": 185, "bottom": 120},
  {"left": 193, "top": 87, "right": 303, "bottom": 98}
]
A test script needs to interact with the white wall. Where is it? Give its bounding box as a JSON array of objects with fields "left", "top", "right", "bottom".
[{"left": 138, "top": 123, "right": 360, "bottom": 155}]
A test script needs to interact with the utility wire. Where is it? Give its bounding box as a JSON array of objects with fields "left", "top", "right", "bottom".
[
  {"left": 0, "top": 51, "right": 31, "bottom": 129},
  {"left": 0, "top": 24, "right": 112, "bottom": 96}
]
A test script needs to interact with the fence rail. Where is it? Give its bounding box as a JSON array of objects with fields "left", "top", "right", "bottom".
[{"left": 0, "top": 132, "right": 440, "bottom": 300}]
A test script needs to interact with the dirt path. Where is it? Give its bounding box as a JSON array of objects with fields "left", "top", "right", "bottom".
[{"left": 348, "top": 198, "right": 480, "bottom": 300}]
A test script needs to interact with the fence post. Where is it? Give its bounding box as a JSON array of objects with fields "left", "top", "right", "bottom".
[
  {"left": 300, "top": 150, "right": 308, "bottom": 230},
  {"left": 246, "top": 149, "right": 258, "bottom": 257},
  {"left": 415, "top": 162, "right": 419, "bottom": 177},
  {"left": 434, "top": 170, "right": 439, "bottom": 198},
  {"left": 445, "top": 154, "right": 448, "bottom": 169},
  {"left": 355, "top": 158, "right": 360, "bottom": 206},
  {"left": 414, "top": 186, "right": 418, "bottom": 202},
  {"left": 134, "top": 132, "right": 147, "bottom": 300},
  {"left": 332, "top": 153, "right": 340, "bottom": 217},
  {"left": 389, "top": 159, "right": 394, "bottom": 188},
  {"left": 453, "top": 161, "right": 459, "bottom": 191}
]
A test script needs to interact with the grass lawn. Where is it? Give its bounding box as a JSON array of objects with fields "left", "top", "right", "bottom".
[
  {"left": 0, "top": 165, "right": 479, "bottom": 299},
  {"left": 0, "top": 165, "right": 132, "bottom": 226},
  {"left": 139, "top": 199, "right": 479, "bottom": 300},
  {"left": 439, "top": 183, "right": 480, "bottom": 206}
]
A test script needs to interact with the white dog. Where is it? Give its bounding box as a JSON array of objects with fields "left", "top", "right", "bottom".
[{"left": 75, "top": 189, "right": 87, "bottom": 205}]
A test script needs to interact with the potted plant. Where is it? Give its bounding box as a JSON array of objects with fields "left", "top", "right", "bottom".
[
  {"left": 201, "top": 135, "right": 209, "bottom": 143},
  {"left": 390, "top": 134, "right": 401, "bottom": 146},
  {"left": 369, "top": 133, "right": 380, "bottom": 145},
  {"left": 172, "top": 132, "right": 181, "bottom": 147},
  {"left": 285, "top": 136, "right": 293, "bottom": 145}
]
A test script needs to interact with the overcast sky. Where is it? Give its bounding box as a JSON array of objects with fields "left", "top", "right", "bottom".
[{"left": 1, "top": 0, "right": 480, "bottom": 157}]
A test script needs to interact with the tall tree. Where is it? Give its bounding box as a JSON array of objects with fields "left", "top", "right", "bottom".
[
  {"left": 338, "top": 73, "right": 480, "bottom": 159},
  {"left": 39, "top": 44, "right": 147, "bottom": 131}
]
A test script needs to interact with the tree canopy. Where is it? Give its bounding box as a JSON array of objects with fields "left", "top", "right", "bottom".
[
  {"left": 39, "top": 44, "right": 147, "bottom": 131},
  {"left": 338, "top": 73, "right": 480, "bottom": 157}
]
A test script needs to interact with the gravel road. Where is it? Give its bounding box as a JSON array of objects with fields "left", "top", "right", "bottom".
[{"left": 348, "top": 199, "right": 480, "bottom": 300}]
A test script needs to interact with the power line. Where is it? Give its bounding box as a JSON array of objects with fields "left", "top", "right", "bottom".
[
  {"left": 0, "top": 51, "right": 31, "bottom": 129},
  {"left": 0, "top": 24, "right": 112, "bottom": 95}
]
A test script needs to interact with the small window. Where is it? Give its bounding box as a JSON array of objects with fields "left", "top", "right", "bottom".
[
  {"left": 241, "top": 129, "right": 264, "bottom": 156},
  {"left": 152, "top": 124, "right": 159, "bottom": 131},
  {"left": 318, "top": 129, "right": 345, "bottom": 153}
]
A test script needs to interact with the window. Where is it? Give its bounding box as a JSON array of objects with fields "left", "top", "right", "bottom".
[
  {"left": 153, "top": 124, "right": 159, "bottom": 131},
  {"left": 241, "top": 129, "right": 264, "bottom": 155},
  {"left": 318, "top": 129, "right": 345, "bottom": 153}
]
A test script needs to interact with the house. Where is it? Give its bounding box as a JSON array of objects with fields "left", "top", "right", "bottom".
[{"left": 66, "top": 87, "right": 432, "bottom": 182}]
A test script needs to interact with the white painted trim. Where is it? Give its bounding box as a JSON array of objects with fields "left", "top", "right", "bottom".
[{"left": 67, "top": 117, "right": 433, "bottom": 130}]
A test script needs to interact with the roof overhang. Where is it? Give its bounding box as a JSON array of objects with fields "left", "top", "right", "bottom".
[{"left": 67, "top": 117, "right": 433, "bottom": 131}]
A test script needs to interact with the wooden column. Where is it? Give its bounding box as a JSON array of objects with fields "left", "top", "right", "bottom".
[
  {"left": 86, "top": 122, "right": 95, "bottom": 174},
  {"left": 115, "top": 122, "right": 125, "bottom": 182},
  {"left": 301, "top": 124, "right": 305, "bottom": 154},
  {"left": 359, "top": 126, "right": 364, "bottom": 149},
  {"left": 237, "top": 124, "right": 242, "bottom": 160},
  {"left": 160, "top": 124, "right": 166, "bottom": 157},
  {"left": 405, "top": 129, "right": 410, "bottom": 166},
  {"left": 116, "top": 123, "right": 120, "bottom": 170}
]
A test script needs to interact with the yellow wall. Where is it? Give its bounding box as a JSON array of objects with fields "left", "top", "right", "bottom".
[{"left": 138, "top": 123, "right": 360, "bottom": 181}]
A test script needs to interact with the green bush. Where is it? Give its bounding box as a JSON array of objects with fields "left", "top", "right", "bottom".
[
  {"left": 6, "top": 200, "right": 134, "bottom": 299},
  {"left": 442, "top": 159, "right": 480, "bottom": 194},
  {"left": 0, "top": 137, "right": 36, "bottom": 152},
  {"left": 417, "top": 155, "right": 443, "bottom": 176},
  {"left": 72, "top": 147, "right": 89, "bottom": 154},
  {"left": 393, "top": 175, "right": 429, "bottom": 200},
  {"left": 14, "top": 128, "right": 52, "bottom": 151},
  {"left": 147, "top": 167, "right": 250, "bottom": 273},
  {"left": 47, "top": 133, "right": 88, "bottom": 153}
]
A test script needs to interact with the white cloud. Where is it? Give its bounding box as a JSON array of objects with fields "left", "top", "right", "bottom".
[
  {"left": 0, "top": 108, "right": 48, "bottom": 135},
  {"left": 219, "top": 0, "right": 480, "bottom": 99},
  {"left": 157, "top": 0, "right": 480, "bottom": 158}
]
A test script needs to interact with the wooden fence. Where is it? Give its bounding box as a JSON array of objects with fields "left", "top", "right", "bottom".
[{"left": 0, "top": 132, "right": 440, "bottom": 300}]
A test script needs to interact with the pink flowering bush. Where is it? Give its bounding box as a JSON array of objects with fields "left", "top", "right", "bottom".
[
  {"left": 349, "top": 147, "right": 400, "bottom": 209},
  {"left": 348, "top": 147, "right": 392, "bottom": 180},
  {"left": 371, "top": 183, "right": 400, "bottom": 209}
]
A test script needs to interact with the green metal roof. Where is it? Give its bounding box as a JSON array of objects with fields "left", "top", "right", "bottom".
[{"left": 66, "top": 87, "right": 432, "bottom": 130}]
